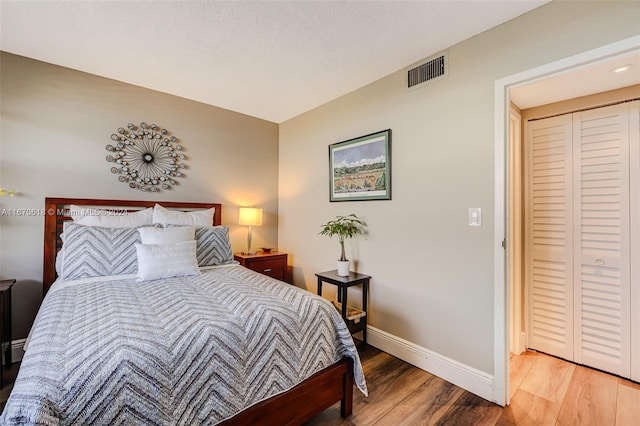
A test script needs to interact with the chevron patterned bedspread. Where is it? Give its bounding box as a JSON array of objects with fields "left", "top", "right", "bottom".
[{"left": 1, "top": 265, "right": 367, "bottom": 425}]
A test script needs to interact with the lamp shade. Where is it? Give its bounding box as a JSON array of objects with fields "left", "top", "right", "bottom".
[{"left": 238, "top": 207, "right": 263, "bottom": 227}]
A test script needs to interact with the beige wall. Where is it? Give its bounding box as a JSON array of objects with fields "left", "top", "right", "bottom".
[
  {"left": 0, "top": 52, "right": 279, "bottom": 339},
  {"left": 278, "top": 1, "right": 640, "bottom": 374}
]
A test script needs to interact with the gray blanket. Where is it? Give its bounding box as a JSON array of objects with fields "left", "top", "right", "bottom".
[{"left": 1, "top": 266, "right": 366, "bottom": 425}]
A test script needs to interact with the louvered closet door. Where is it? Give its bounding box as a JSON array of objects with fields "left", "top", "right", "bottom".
[
  {"left": 526, "top": 114, "right": 574, "bottom": 360},
  {"left": 630, "top": 101, "right": 640, "bottom": 382},
  {"left": 572, "top": 103, "right": 631, "bottom": 377}
]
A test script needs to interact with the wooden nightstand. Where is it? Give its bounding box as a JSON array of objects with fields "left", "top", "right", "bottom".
[{"left": 234, "top": 252, "right": 288, "bottom": 282}]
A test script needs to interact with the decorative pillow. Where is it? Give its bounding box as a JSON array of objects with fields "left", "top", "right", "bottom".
[
  {"left": 152, "top": 204, "right": 215, "bottom": 226},
  {"left": 55, "top": 249, "right": 63, "bottom": 277},
  {"left": 138, "top": 225, "right": 195, "bottom": 244},
  {"left": 59, "top": 222, "right": 151, "bottom": 280},
  {"left": 135, "top": 240, "right": 200, "bottom": 281},
  {"left": 70, "top": 205, "right": 153, "bottom": 228},
  {"left": 194, "top": 226, "right": 236, "bottom": 266}
]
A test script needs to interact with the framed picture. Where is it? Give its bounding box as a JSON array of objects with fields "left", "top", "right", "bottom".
[{"left": 329, "top": 129, "right": 391, "bottom": 202}]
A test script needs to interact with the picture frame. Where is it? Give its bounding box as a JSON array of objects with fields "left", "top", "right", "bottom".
[{"left": 329, "top": 129, "right": 391, "bottom": 202}]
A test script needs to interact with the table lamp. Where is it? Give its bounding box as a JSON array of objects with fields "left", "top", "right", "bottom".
[{"left": 238, "top": 207, "right": 262, "bottom": 255}]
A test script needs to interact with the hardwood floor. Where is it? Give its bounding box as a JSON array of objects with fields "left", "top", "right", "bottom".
[
  {"left": 2, "top": 349, "right": 639, "bottom": 425},
  {"left": 306, "top": 347, "right": 640, "bottom": 425},
  {"left": 0, "top": 361, "right": 20, "bottom": 414}
]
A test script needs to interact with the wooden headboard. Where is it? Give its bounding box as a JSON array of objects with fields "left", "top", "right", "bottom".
[{"left": 43, "top": 197, "right": 222, "bottom": 296}]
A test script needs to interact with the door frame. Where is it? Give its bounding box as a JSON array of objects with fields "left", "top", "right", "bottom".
[
  {"left": 508, "top": 106, "right": 523, "bottom": 356},
  {"left": 492, "top": 35, "right": 640, "bottom": 406}
]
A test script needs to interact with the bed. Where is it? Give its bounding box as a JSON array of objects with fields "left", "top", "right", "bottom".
[{"left": 1, "top": 197, "right": 367, "bottom": 425}]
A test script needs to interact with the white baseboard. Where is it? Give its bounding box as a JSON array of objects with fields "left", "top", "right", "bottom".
[
  {"left": 10, "top": 338, "right": 26, "bottom": 363},
  {"left": 519, "top": 332, "right": 527, "bottom": 354},
  {"left": 367, "top": 326, "right": 496, "bottom": 403}
]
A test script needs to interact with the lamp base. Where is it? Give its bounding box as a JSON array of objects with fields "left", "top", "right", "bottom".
[{"left": 242, "top": 226, "right": 257, "bottom": 256}]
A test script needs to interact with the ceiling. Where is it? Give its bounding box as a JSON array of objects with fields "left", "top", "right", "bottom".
[
  {"left": 510, "top": 50, "right": 640, "bottom": 109},
  {"left": 1, "top": 0, "right": 549, "bottom": 123}
]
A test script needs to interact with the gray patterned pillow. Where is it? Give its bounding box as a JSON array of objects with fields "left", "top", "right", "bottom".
[
  {"left": 59, "top": 222, "right": 150, "bottom": 280},
  {"left": 194, "top": 226, "right": 236, "bottom": 266}
]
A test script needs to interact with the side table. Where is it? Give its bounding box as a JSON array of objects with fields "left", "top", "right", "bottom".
[
  {"left": 234, "top": 251, "right": 289, "bottom": 282},
  {"left": 0, "top": 279, "right": 15, "bottom": 387},
  {"left": 316, "top": 270, "right": 370, "bottom": 348}
]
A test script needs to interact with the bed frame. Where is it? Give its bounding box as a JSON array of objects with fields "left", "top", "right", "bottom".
[{"left": 42, "top": 197, "right": 354, "bottom": 424}]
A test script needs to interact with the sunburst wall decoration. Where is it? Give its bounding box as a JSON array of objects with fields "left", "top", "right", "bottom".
[{"left": 106, "top": 122, "right": 187, "bottom": 192}]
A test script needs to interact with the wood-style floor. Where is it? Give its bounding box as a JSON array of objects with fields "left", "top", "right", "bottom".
[
  {"left": 0, "top": 361, "right": 20, "bottom": 414},
  {"left": 2, "top": 348, "right": 639, "bottom": 425},
  {"left": 306, "top": 347, "right": 640, "bottom": 425}
]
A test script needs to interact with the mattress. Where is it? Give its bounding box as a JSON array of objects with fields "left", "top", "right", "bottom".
[{"left": 1, "top": 265, "right": 366, "bottom": 425}]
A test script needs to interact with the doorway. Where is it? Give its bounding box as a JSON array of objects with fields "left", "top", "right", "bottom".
[
  {"left": 492, "top": 35, "right": 640, "bottom": 406},
  {"left": 523, "top": 99, "right": 638, "bottom": 379}
]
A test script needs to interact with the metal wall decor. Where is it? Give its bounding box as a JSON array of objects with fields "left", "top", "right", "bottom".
[{"left": 106, "top": 122, "right": 187, "bottom": 192}]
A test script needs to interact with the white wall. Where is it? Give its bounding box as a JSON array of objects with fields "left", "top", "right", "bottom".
[
  {"left": 278, "top": 0, "right": 640, "bottom": 381},
  {"left": 0, "top": 53, "right": 279, "bottom": 339}
]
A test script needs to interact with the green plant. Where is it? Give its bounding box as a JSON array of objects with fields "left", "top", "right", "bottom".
[{"left": 319, "top": 214, "right": 367, "bottom": 261}]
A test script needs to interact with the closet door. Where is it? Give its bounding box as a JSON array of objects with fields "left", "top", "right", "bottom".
[
  {"left": 572, "top": 103, "right": 631, "bottom": 377},
  {"left": 630, "top": 101, "right": 640, "bottom": 382},
  {"left": 526, "top": 114, "right": 574, "bottom": 360}
]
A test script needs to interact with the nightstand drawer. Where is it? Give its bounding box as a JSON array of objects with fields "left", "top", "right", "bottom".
[
  {"left": 246, "top": 258, "right": 285, "bottom": 280},
  {"left": 234, "top": 252, "right": 288, "bottom": 282}
]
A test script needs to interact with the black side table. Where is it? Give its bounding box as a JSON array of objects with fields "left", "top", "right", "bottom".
[
  {"left": 316, "top": 270, "right": 370, "bottom": 348},
  {"left": 0, "top": 279, "right": 15, "bottom": 387}
]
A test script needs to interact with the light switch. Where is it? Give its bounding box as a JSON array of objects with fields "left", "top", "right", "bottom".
[{"left": 469, "top": 208, "right": 482, "bottom": 227}]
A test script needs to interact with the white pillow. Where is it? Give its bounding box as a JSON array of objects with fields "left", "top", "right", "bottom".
[
  {"left": 138, "top": 225, "right": 195, "bottom": 244},
  {"left": 135, "top": 240, "right": 200, "bottom": 281},
  {"left": 152, "top": 204, "right": 215, "bottom": 226},
  {"left": 70, "top": 205, "right": 153, "bottom": 228}
]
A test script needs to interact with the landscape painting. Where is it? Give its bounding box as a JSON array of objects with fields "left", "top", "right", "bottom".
[{"left": 329, "top": 129, "right": 391, "bottom": 201}]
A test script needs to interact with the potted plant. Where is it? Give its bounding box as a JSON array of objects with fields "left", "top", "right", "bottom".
[{"left": 319, "top": 214, "right": 367, "bottom": 276}]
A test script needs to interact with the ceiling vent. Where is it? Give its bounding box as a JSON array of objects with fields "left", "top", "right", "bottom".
[{"left": 406, "top": 50, "right": 448, "bottom": 90}]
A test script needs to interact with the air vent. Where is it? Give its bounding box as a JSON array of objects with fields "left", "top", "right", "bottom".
[{"left": 406, "top": 50, "right": 448, "bottom": 90}]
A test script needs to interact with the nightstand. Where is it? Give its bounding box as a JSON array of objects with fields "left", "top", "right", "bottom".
[
  {"left": 0, "top": 279, "right": 15, "bottom": 387},
  {"left": 315, "top": 270, "right": 370, "bottom": 348},
  {"left": 234, "top": 251, "right": 288, "bottom": 282}
]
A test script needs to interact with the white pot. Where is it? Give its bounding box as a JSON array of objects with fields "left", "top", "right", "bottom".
[{"left": 336, "top": 260, "right": 350, "bottom": 277}]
